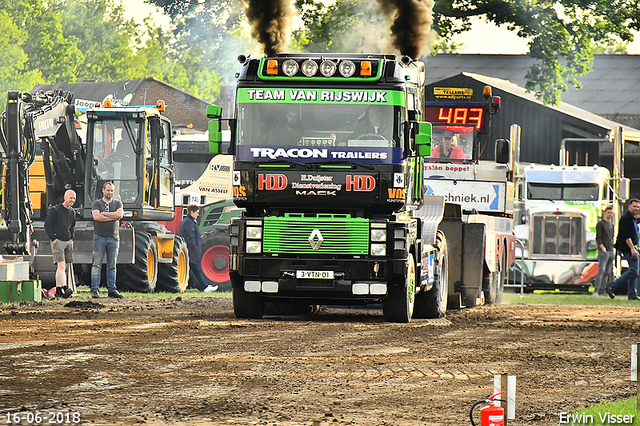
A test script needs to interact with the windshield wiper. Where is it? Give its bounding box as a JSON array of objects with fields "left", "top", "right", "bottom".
[
  {"left": 323, "top": 160, "right": 375, "bottom": 170},
  {"left": 258, "top": 159, "right": 313, "bottom": 169},
  {"left": 121, "top": 116, "right": 141, "bottom": 155}
]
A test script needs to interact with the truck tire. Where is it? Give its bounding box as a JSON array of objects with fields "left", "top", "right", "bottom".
[
  {"left": 200, "top": 230, "right": 231, "bottom": 291},
  {"left": 383, "top": 253, "right": 416, "bottom": 323},
  {"left": 414, "top": 232, "right": 448, "bottom": 318},
  {"left": 117, "top": 232, "right": 158, "bottom": 293},
  {"left": 156, "top": 236, "right": 190, "bottom": 293},
  {"left": 232, "top": 285, "right": 264, "bottom": 319}
]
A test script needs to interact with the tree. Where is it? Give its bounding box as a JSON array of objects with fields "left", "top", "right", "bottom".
[
  {"left": 51, "top": 0, "right": 152, "bottom": 81},
  {"left": 0, "top": 11, "right": 43, "bottom": 109},
  {"left": 1, "top": 0, "right": 83, "bottom": 84},
  {"left": 296, "top": 0, "right": 640, "bottom": 105},
  {"left": 145, "top": 0, "right": 258, "bottom": 102}
]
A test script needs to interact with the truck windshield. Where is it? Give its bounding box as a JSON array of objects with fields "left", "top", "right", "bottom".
[
  {"left": 527, "top": 183, "right": 600, "bottom": 201},
  {"left": 237, "top": 103, "right": 401, "bottom": 148},
  {"left": 90, "top": 117, "right": 142, "bottom": 203}
]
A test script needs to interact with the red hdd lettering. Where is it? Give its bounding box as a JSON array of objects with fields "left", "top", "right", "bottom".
[
  {"left": 257, "top": 174, "right": 288, "bottom": 190},
  {"left": 346, "top": 175, "right": 375, "bottom": 191}
]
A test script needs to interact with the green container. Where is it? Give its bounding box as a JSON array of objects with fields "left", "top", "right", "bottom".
[{"left": 0, "top": 280, "right": 42, "bottom": 303}]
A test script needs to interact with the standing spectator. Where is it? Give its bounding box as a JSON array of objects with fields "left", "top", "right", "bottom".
[
  {"left": 43, "top": 189, "right": 76, "bottom": 299},
  {"left": 90, "top": 182, "right": 124, "bottom": 299},
  {"left": 593, "top": 205, "right": 615, "bottom": 296},
  {"left": 607, "top": 198, "right": 640, "bottom": 300},
  {"left": 179, "top": 204, "right": 218, "bottom": 293}
]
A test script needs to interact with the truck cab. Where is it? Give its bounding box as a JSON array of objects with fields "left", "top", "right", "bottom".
[
  {"left": 208, "top": 53, "right": 448, "bottom": 322},
  {"left": 512, "top": 164, "right": 613, "bottom": 290}
]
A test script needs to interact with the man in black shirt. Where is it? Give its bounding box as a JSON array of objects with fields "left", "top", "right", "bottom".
[
  {"left": 44, "top": 190, "right": 76, "bottom": 299},
  {"left": 608, "top": 198, "right": 640, "bottom": 300},
  {"left": 90, "top": 182, "right": 124, "bottom": 299}
]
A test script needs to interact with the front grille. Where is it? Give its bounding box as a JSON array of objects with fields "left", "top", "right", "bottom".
[
  {"left": 531, "top": 213, "right": 584, "bottom": 258},
  {"left": 263, "top": 214, "right": 369, "bottom": 255}
]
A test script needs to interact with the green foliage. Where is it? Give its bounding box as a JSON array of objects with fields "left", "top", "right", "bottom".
[
  {"left": 1, "top": 0, "right": 83, "bottom": 85},
  {"left": 503, "top": 291, "right": 640, "bottom": 306},
  {"left": 2, "top": 0, "right": 639, "bottom": 108},
  {"left": 0, "top": 11, "right": 43, "bottom": 109}
]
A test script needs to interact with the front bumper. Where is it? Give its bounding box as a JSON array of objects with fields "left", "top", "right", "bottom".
[{"left": 231, "top": 254, "right": 407, "bottom": 303}]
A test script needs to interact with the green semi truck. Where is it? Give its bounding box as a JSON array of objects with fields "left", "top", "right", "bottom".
[{"left": 207, "top": 53, "right": 510, "bottom": 321}]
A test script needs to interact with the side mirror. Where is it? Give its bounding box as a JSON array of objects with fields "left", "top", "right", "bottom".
[
  {"left": 619, "top": 178, "right": 630, "bottom": 202},
  {"left": 414, "top": 122, "right": 432, "bottom": 157},
  {"left": 206, "top": 105, "right": 223, "bottom": 155},
  {"left": 495, "top": 138, "right": 511, "bottom": 164}
]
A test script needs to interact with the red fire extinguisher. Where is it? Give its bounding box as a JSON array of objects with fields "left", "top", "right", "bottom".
[{"left": 469, "top": 392, "right": 505, "bottom": 426}]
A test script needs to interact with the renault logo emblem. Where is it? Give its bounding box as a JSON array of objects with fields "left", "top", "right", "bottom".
[{"left": 308, "top": 229, "right": 324, "bottom": 250}]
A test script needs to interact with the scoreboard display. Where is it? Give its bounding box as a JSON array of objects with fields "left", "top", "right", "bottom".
[{"left": 424, "top": 103, "right": 488, "bottom": 131}]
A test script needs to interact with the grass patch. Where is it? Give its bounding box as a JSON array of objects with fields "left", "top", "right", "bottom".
[
  {"left": 73, "top": 287, "right": 232, "bottom": 299},
  {"left": 503, "top": 291, "right": 640, "bottom": 306},
  {"left": 558, "top": 396, "right": 640, "bottom": 425}
]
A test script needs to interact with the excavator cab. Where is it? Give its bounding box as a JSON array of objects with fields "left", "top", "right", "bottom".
[{"left": 84, "top": 102, "right": 175, "bottom": 221}]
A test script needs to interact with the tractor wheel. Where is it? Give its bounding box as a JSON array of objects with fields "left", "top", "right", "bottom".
[
  {"left": 382, "top": 253, "right": 416, "bottom": 323},
  {"left": 200, "top": 230, "right": 231, "bottom": 291},
  {"left": 117, "top": 232, "right": 158, "bottom": 293},
  {"left": 156, "top": 236, "right": 190, "bottom": 293},
  {"left": 414, "top": 231, "right": 448, "bottom": 318}
]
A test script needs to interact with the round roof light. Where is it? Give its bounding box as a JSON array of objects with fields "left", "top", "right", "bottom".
[
  {"left": 339, "top": 60, "right": 356, "bottom": 77},
  {"left": 282, "top": 59, "right": 299, "bottom": 77},
  {"left": 301, "top": 60, "right": 318, "bottom": 77},
  {"left": 320, "top": 60, "right": 337, "bottom": 77}
]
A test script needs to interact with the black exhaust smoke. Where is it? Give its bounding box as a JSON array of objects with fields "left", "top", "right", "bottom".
[
  {"left": 245, "top": 0, "right": 294, "bottom": 56},
  {"left": 376, "top": 0, "right": 434, "bottom": 60}
]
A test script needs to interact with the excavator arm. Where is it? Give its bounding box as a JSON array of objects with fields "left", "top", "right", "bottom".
[{"left": 0, "top": 90, "right": 84, "bottom": 255}]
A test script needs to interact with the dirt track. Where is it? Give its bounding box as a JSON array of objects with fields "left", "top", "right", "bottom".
[{"left": 0, "top": 295, "right": 638, "bottom": 426}]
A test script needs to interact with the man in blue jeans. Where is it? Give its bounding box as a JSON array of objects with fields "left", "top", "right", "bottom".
[
  {"left": 91, "top": 182, "right": 124, "bottom": 299},
  {"left": 607, "top": 198, "right": 640, "bottom": 300}
]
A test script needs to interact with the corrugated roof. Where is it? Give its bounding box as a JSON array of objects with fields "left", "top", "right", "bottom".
[
  {"left": 32, "top": 78, "right": 148, "bottom": 103},
  {"left": 461, "top": 72, "right": 640, "bottom": 142},
  {"left": 422, "top": 54, "right": 640, "bottom": 115}
]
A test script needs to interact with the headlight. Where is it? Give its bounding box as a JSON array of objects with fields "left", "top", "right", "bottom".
[
  {"left": 246, "top": 241, "right": 262, "bottom": 253},
  {"left": 282, "top": 59, "right": 299, "bottom": 77},
  {"left": 246, "top": 226, "right": 263, "bottom": 239},
  {"left": 371, "top": 229, "right": 387, "bottom": 242},
  {"left": 301, "top": 60, "right": 318, "bottom": 77},
  {"left": 320, "top": 60, "right": 336, "bottom": 77},
  {"left": 371, "top": 243, "right": 386, "bottom": 256},
  {"left": 339, "top": 60, "right": 356, "bottom": 77}
]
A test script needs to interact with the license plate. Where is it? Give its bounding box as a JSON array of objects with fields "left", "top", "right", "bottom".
[{"left": 296, "top": 270, "right": 334, "bottom": 279}]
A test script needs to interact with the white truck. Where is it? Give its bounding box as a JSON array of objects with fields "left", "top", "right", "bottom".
[
  {"left": 422, "top": 90, "right": 517, "bottom": 307},
  {"left": 512, "top": 163, "right": 620, "bottom": 290}
]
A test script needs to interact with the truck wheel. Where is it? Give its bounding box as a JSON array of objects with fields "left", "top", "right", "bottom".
[
  {"left": 201, "top": 231, "right": 231, "bottom": 291},
  {"left": 414, "top": 232, "right": 448, "bottom": 318},
  {"left": 232, "top": 284, "right": 264, "bottom": 319},
  {"left": 117, "top": 232, "right": 158, "bottom": 293},
  {"left": 156, "top": 236, "right": 190, "bottom": 293},
  {"left": 383, "top": 253, "right": 416, "bottom": 323}
]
